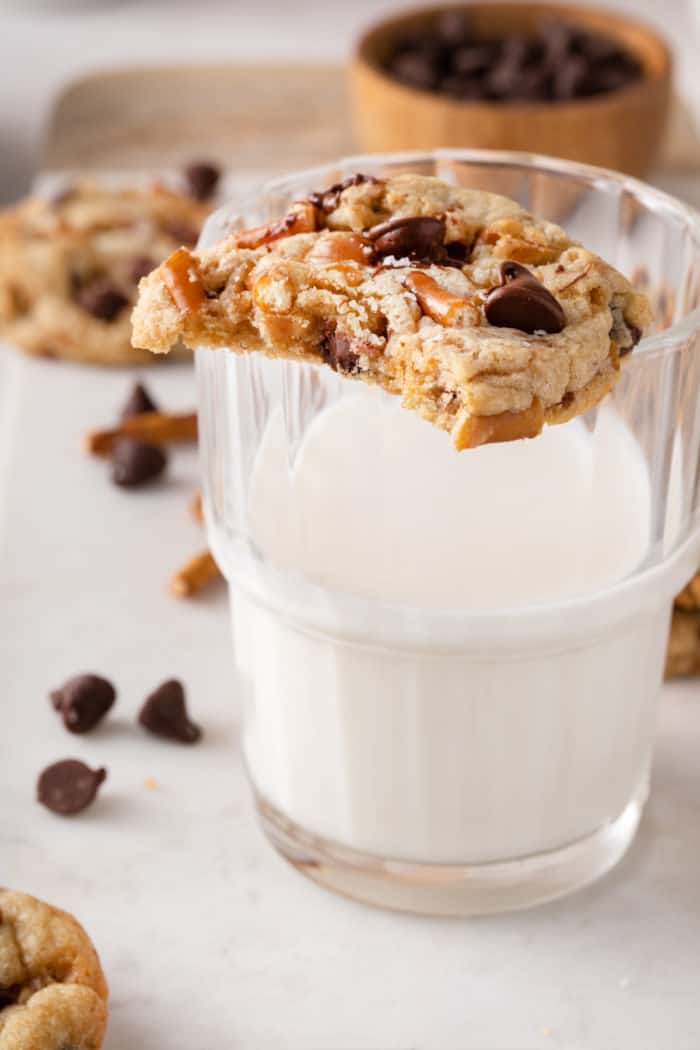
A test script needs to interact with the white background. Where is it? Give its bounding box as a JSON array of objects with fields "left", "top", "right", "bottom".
[{"left": 1, "top": 2, "right": 700, "bottom": 1048}]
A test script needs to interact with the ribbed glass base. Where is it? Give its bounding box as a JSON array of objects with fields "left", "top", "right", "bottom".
[{"left": 256, "top": 785, "right": 646, "bottom": 916}]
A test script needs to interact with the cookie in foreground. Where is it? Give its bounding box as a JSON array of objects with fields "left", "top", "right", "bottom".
[
  {"left": 0, "top": 888, "right": 108, "bottom": 1049},
  {"left": 0, "top": 182, "right": 211, "bottom": 366},
  {"left": 131, "top": 172, "right": 651, "bottom": 449}
]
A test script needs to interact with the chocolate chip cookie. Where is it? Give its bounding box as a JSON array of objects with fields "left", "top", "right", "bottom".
[
  {"left": 0, "top": 182, "right": 211, "bottom": 366},
  {"left": 0, "top": 889, "right": 108, "bottom": 1049},
  {"left": 132, "top": 171, "right": 651, "bottom": 449}
]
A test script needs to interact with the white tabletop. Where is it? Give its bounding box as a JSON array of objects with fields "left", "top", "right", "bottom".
[
  {"left": 2, "top": 2, "right": 700, "bottom": 1047},
  {"left": 2, "top": 349, "right": 700, "bottom": 1050}
]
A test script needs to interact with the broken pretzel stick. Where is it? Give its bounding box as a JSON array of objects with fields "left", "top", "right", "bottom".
[
  {"left": 84, "top": 411, "right": 198, "bottom": 456},
  {"left": 170, "top": 549, "right": 221, "bottom": 598},
  {"left": 190, "top": 490, "right": 204, "bottom": 525}
]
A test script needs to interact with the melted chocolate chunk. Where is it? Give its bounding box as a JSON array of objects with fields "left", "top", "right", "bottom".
[
  {"left": 128, "top": 255, "right": 157, "bottom": 284},
  {"left": 75, "top": 278, "right": 129, "bottom": 322},
  {"left": 111, "top": 437, "right": 167, "bottom": 488},
  {"left": 368, "top": 216, "right": 447, "bottom": 264},
  {"left": 0, "top": 986, "right": 19, "bottom": 1009},
  {"left": 308, "top": 174, "right": 379, "bottom": 215},
  {"left": 485, "top": 261, "right": 565, "bottom": 334},
  {"left": 50, "top": 674, "right": 116, "bottom": 734},
  {"left": 37, "top": 760, "right": 107, "bottom": 816},
  {"left": 138, "top": 680, "right": 201, "bottom": 743},
  {"left": 183, "top": 161, "right": 221, "bottom": 202},
  {"left": 319, "top": 325, "right": 360, "bottom": 375},
  {"left": 120, "top": 380, "right": 159, "bottom": 419}
]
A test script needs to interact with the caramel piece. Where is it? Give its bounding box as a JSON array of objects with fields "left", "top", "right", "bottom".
[
  {"left": 405, "top": 271, "right": 477, "bottom": 326},
  {"left": 252, "top": 269, "right": 294, "bottom": 313},
  {"left": 676, "top": 571, "right": 700, "bottom": 612},
  {"left": 665, "top": 608, "right": 700, "bottom": 677},
  {"left": 84, "top": 411, "right": 198, "bottom": 456},
  {"left": 237, "top": 201, "right": 317, "bottom": 250},
  {"left": 163, "top": 248, "right": 205, "bottom": 312},
  {"left": 170, "top": 549, "right": 222, "bottom": 598},
  {"left": 190, "top": 489, "right": 204, "bottom": 525},
  {"left": 306, "top": 234, "right": 369, "bottom": 264},
  {"left": 452, "top": 399, "right": 545, "bottom": 451}
]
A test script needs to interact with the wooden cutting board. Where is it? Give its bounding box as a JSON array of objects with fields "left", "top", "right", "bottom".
[{"left": 42, "top": 64, "right": 355, "bottom": 176}]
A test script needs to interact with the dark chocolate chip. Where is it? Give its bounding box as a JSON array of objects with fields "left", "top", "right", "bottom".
[
  {"left": 184, "top": 161, "right": 221, "bottom": 202},
  {"left": 0, "top": 986, "right": 19, "bottom": 1009},
  {"left": 165, "top": 221, "right": 200, "bottom": 247},
  {"left": 75, "top": 278, "right": 129, "bottom": 322},
  {"left": 381, "top": 18, "right": 642, "bottom": 103},
  {"left": 308, "top": 173, "right": 379, "bottom": 215},
  {"left": 368, "top": 216, "right": 446, "bottom": 264},
  {"left": 138, "top": 680, "right": 201, "bottom": 743},
  {"left": 111, "top": 437, "right": 167, "bottom": 488},
  {"left": 50, "top": 674, "right": 116, "bottom": 734},
  {"left": 499, "top": 261, "right": 535, "bottom": 283},
  {"left": 451, "top": 44, "right": 493, "bottom": 78},
  {"left": 485, "top": 262, "right": 565, "bottom": 334},
  {"left": 435, "top": 10, "right": 472, "bottom": 47},
  {"left": 618, "top": 324, "right": 642, "bottom": 357},
  {"left": 37, "top": 760, "right": 107, "bottom": 815},
  {"left": 319, "top": 325, "right": 360, "bottom": 375},
  {"left": 390, "top": 49, "right": 440, "bottom": 91},
  {"left": 120, "top": 380, "right": 158, "bottom": 419},
  {"left": 128, "top": 255, "right": 156, "bottom": 284}
]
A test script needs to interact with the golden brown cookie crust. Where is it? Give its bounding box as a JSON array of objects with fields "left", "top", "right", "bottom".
[
  {"left": 0, "top": 889, "right": 108, "bottom": 1050},
  {"left": 0, "top": 183, "right": 210, "bottom": 366},
  {"left": 132, "top": 173, "right": 651, "bottom": 449}
]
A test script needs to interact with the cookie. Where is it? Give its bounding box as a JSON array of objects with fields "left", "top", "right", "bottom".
[
  {"left": 0, "top": 182, "right": 211, "bottom": 366},
  {"left": 666, "top": 608, "right": 700, "bottom": 678},
  {"left": 132, "top": 171, "right": 651, "bottom": 449},
  {"left": 674, "top": 570, "right": 700, "bottom": 613},
  {"left": 0, "top": 889, "right": 108, "bottom": 1049}
]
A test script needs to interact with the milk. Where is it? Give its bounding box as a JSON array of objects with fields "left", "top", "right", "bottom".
[{"left": 233, "top": 390, "right": 661, "bottom": 864}]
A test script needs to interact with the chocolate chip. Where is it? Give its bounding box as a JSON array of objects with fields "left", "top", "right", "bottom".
[
  {"left": 120, "top": 381, "right": 158, "bottom": 419},
  {"left": 165, "top": 221, "right": 200, "bottom": 247},
  {"left": 485, "top": 262, "right": 565, "bottom": 334},
  {"left": 445, "top": 240, "right": 470, "bottom": 266},
  {"left": 184, "top": 161, "right": 221, "bottom": 202},
  {"left": 111, "top": 437, "right": 167, "bottom": 488},
  {"left": 381, "top": 18, "right": 642, "bottom": 103},
  {"left": 50, "top": 674, "right": 116, "bottom": 734},
  {"left": 37, "top": 760, "right": 107, "bottom": 815},
  {"left": 390, "top": 50, "right": 440, "bottom": 91},
  {"left": 368, "top": 216, "right": 446, "bottom": 264},
  {"left": 75, "top": 278, "right": 129, "bottom": 322},
  {"left": 308, "top": 174, "right": 378, "bottom": 215},
  {"left": 0, "top": 986, "right": 19, "bottom": 1009},
  {"left": 128, "top": 255, "right": 156, "bottom": 284},
  {"left": 319, "top": 325, "right": 360, "bottom": 375},
  {"left": 138, "top": 680, "right": 201, "bottom": 743},
  {"left": 435, "top": 10, "right": 471, "bottom": 47}
]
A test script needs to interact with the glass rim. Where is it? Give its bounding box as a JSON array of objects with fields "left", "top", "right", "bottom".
[{"left": 202, "top": 147, "right": 700, "bottom": 358}]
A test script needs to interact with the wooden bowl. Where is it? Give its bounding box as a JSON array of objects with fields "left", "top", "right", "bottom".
[{"left": 350, "top": 2, "right": 672, "bottom": 176}]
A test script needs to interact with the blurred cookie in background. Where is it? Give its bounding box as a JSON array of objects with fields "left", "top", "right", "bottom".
[
  {"left": 0, "top": 173, "right": 218, "bottom": 366},
  {"left": 0, "top": 887, "right": 108, "bottom": 1050}
]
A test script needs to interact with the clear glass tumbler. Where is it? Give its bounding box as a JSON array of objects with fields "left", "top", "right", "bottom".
[{"left": 196, "top": 151, "right": 700, "bottom": 915}]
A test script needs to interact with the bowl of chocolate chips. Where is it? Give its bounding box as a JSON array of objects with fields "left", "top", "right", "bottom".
[{"left": 351, "top": 2, "right": 671, "bottom": 176}]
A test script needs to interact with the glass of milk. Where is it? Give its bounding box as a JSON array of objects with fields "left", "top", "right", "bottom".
[{"left": 196, "top": 151, "right": 700, "bottom": 915}]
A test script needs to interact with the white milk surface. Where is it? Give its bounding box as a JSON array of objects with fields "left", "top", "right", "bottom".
[
  {"left": 235, "top": 393, "right": 662, "bottom": 864},
  {"left": 248, "top": 390, "right": 651, "bottom": 609}
]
